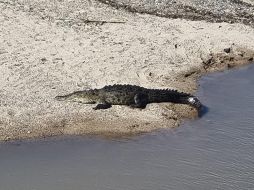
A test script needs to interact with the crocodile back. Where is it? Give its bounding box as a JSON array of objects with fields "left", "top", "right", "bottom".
[{"left": 100, "top": 85, "right": 146, "bottom": 105}]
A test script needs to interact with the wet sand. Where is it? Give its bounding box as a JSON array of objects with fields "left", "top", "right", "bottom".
[{"left": 0, "top": 0, "right": 254, "bottom": 141}]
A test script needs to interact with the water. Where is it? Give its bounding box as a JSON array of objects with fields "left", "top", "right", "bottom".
[{"left": 1, "top": 65, "right": 254, "bottom": 190}]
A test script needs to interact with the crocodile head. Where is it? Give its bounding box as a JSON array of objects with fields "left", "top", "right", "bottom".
[{"left": 55, "top": 90, "right": 98, "bottom": 104}]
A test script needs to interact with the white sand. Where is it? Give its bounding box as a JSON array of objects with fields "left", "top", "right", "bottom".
[{"left": 0, "top": 0, "right": 254, "bottom": 141}]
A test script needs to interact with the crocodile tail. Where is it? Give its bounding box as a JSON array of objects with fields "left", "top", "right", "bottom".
[
  {"left": 170, "top": 89, "right": 202, "bottom": 109},
  {"left": 186, "top": 96, "right": 202, "bottom": 109}
]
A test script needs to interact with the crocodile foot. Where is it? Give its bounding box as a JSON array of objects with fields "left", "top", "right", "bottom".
[{"left": 93, "top": 103, "right": 112, "bottom": 110}]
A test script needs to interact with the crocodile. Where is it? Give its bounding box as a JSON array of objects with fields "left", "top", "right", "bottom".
[{"left": 55, "top": 84, "right": 203, "bottom": 111}]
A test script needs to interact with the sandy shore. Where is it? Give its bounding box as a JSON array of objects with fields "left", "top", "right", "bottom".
[{"left": 0, "top": 0, "right": 254, "bottom": 141}]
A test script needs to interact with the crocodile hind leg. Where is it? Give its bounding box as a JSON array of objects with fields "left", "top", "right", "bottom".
[
  {"left": 93, "top": 102, "right": 112, "bottom": 110},
  {"left": 130, "top": 93, "right": 148, "bottom": 109}
]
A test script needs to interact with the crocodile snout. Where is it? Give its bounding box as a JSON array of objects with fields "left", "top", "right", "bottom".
[{"left": 55, "top": 95, "right": 68, "bottom": 101}]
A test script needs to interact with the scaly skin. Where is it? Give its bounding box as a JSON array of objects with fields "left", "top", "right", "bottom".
[{"left": 55, "top": 84, "right": 202, "bottom": 110}]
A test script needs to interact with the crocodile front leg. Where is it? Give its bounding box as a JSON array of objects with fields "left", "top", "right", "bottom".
[
  {"left": 93, "top": 102, "right": 112, "bottom": 110},
  {"left": 130, "top": 93, "right": 148, "bottom": 109}
]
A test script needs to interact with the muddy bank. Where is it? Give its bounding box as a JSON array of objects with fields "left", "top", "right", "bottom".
[
  {"left": 97, "top": 0, "right": 254, "bottom": 27},
  {"left": 0, "top": 0, "right": 254, "bottom": 141}
]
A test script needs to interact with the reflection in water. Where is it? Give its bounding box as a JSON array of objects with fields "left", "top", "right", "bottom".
[
  {"left": 0, "top": 64, "right": 254, "bottom": 190},
  {"left": 198, "top": 104, "right": 209, "bottom": 117}
]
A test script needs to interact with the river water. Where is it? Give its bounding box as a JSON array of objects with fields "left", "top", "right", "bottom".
[{"left": 0, "top": 64, "right": 254, "bottom": 190}]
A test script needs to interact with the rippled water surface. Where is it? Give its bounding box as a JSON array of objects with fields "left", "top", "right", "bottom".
[{"left": 1, "top": 65, "right": 254, "bottom": 190}]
